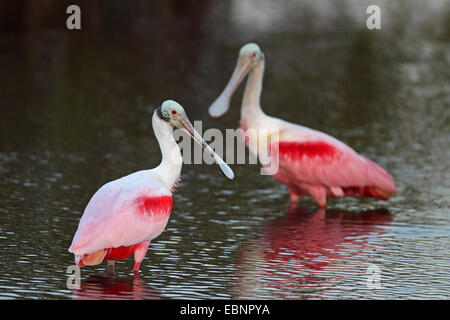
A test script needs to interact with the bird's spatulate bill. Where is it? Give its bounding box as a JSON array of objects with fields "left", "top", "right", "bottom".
[
  {"left": 208, "top": 56, "right": 251, "bottom": 118},
  {"left": 180, "top": 118, "right": 234, "bottom": 180},
  {"left": 208, "top": 93, "right": 231, "bottom": 118}
]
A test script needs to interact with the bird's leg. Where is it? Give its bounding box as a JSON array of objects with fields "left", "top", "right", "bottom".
[
  {"left": 133, "top": 241, "right": 151, "bottom": 274},
  {"left": 132, "top": 262, "right": 141, "bottom": 274},
  {"left": 307, "top": 185, "right": 327, "bottom": 208},
  {"left": 288, "top": 187, "right": 301, "bottom": 209},
  {"left": 132, "top": 271, "right": 141, "bottom": 281},
  {"left": 105, "top": 260, "right": 115, "bottom": 276}
]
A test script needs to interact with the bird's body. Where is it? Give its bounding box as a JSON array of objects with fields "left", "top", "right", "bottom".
[
  {"left": 69, "top": 169, "right": 174, "bottom": 271},
  {"left": 209, "top": 43, "right": 395, "bottom": 207},
  {"left": 69, "top": 100, "right": 234, "bottom": 273}
]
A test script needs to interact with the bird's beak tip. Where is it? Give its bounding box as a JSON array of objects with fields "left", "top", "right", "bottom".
[
  {"left": 208, "top": 103, "right": 228, "bottom": 118},
  {"left": 208, "top": 112, "right": 223, "bottom": 119}
]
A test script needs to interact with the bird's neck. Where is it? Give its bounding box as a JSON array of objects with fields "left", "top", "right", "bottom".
[
  {"left": 152, "top": 114, "right": 182, "bottom": 192},
  {"left": 241, "top": 60, "right": 266, "bottom": 128}
]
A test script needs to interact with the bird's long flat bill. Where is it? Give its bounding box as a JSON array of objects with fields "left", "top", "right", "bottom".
[
  {"left": 208, "top": 56, "right": 251, "bottom": 118},
  {"left": 179, "top": 118, "right": 234, "bottom": 180}
]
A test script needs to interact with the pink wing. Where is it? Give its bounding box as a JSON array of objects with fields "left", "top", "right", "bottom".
[
  {"left": 69, "top": 171, "right": 172, "bottom": 256},
  {"left": 270, "top": 129, "right": 396, "bottom": 196}
]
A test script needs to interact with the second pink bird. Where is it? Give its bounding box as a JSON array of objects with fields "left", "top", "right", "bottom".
[{"left": 208, "top": 43, "right": 396, "bottom": 208}]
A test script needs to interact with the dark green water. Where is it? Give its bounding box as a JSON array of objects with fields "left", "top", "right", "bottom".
[{"left": 0, "top": 0, "right": 449, "bottom": 299}]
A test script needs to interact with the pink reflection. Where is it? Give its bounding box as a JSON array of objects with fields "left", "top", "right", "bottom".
[
  {"left": 234, "top": 206, "right": 393, "bottom": 299},
  {"left": 72, "top": 272, "right": 160, "bottom": 300}
]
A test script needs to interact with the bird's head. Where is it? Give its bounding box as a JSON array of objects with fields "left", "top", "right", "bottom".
[
  {"left": 156, "top": 100, "right": 187, "bottom": 128},
  {"left": 208, "top": 43, "right": 264, "bottom": 118},
  {"left": 239, "top": 43, "right": 264, "bottom": 64},
  {"left": 155, "top": 100, "right": 234, "bottom": 180}
]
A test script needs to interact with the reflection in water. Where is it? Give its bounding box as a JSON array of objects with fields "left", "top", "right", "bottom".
[
  {"left": 0, "top": 0, "right": 449, "bottom": 299},
  {"left": 72, "top": 272, "right": 160, "bottom": 300},
  {"left": 234, "top": 206, "right": 393, "bottom": 299}
]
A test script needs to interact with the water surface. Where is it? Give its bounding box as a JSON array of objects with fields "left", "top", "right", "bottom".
[{"left": 0, "top": 0, "right": 449, "bottom": 299}]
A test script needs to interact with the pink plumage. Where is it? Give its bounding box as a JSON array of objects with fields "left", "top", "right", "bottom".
[
  {"left": 68, "top": 171, "right": 174, "bottom": 272},
  {"left": 269, "top": 133, "right": 396, "bottom": 207},
  {"left": 69, "top": 100, "right": 234, "bottom": 273},
  {"left": 208, "top": 43, "right": 396, "bottom": 207}
]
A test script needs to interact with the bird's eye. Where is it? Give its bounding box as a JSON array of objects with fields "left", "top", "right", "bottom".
[
  {"left": 251, "top": 52, "right": 257, "bottom": 58},
  {"left": 171, "top": 110, "right": 177, "bottom": 115}
]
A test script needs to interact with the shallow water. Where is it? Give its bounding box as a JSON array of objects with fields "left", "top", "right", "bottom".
[{"left": 0, "top": 0, "right": 449, "bottom": 299}]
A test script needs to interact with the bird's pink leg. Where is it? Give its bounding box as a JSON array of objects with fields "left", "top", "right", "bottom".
[
  {"left": 306, "top": 185, "right": 327, "bottom": 208},
  {"left": 288, "top": 187, "right": 302, "bottom": 209},
  {"left": 107, "top": 260, "right": 115, "bottom": 271},
  {"left": 104, "top": 260, "right": 115, "bottom": 276},
  {"left": 133, "top": 262, "right": 141, "bottom": 273},
  {"left": 133, "top": 241, "right": 151, "bottom": 273}
]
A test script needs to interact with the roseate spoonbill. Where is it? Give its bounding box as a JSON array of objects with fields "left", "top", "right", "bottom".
[
  {"left": 209, "top": 43, "right": 395, "bottom": 208},
  {"left": 69, "top": 100, "right": 234, "bottom": 273}
]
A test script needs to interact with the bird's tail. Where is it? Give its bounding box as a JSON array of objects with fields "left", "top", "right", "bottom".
[
  {"left": 363, "top": 186, "right": 395, "bottom": 200},
  {"left": 363, "top": 157, "right": 396, "bottom": 196},
  {"left": 75, "top": 250, "right": 107, "bottom": 267},
  {"left": 342, "top": 186, "right": 395, "bottom": 200}
]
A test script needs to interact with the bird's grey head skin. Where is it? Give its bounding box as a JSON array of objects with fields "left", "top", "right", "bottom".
[
  {"left": 239, "top": 43, "right": 264, "bottom": 63},
  {"left": 156, "top": 100, "right": 186, "bottom": 125}
]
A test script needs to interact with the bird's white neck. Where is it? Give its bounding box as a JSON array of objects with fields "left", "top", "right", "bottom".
[
  {"left": 152, "top": 113, "right": 182, "bottom": 192},
  {"left": 241, "top": 60, "right": 266, "bottom": 126}
]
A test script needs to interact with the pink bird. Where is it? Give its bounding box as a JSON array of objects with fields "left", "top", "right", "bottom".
[
  {"left": 69, "top": 100, "right": 234, "bottom": 273},
  {"left": 209, "top": 43, "right": 396, "bottom": 208}
]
